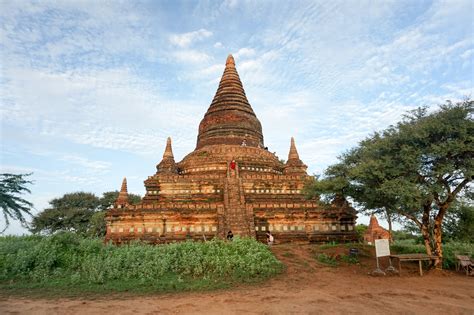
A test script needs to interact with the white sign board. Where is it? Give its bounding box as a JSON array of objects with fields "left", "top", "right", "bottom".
[{"left": 375, "top": 239, "right": 390, "bottom": 257}]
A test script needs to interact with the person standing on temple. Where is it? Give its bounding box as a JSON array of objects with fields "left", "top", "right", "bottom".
[
  {"left": 266, "top": 231, "right": 274, "bottom": 246},
  {"left": 227, "top": 230, "right": 234, "bottom": 241}
]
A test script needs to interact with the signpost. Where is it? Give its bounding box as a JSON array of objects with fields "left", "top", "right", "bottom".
[{"left": 372, "top": 239, "right": 396, "bottom": 275}]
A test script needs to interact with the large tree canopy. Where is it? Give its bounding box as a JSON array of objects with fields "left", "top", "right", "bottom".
[
  {"left": 307, "top": 100, "right": 473, "bottom": 267},
  {"left": 30, "top": 191, "right": 141, "bottom": 236},
  {"left": 30, "top": 192, "right": 100, "bottom": 235},
  {"left": 0, "top": 173, "right": 34, "bottom": 233}
]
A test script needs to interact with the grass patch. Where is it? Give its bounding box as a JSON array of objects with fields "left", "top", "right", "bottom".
[
  {"left": 0, "top": 233, "right": 284, "bottom": 296},
  {"left": 340, "top": 255, "right": 359, "bottom": 264},
  {"left": 316, "top": 253, "right": 338, "bottom": 266}
]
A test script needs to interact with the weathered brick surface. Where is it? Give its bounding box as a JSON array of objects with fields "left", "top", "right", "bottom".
[
  {"left": 105, "top": 55, "right": 357, "bottom": 244},
  {"left": 363, "top": 215, "right": 391, "bottom": 244}
]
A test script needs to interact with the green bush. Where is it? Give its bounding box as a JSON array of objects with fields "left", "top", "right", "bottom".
[
  {"left": 0, "top": 233, "right": 283, "bottom": 292},
  {"left": 340, "top": 255, "right": 359, "bottom": 264}
]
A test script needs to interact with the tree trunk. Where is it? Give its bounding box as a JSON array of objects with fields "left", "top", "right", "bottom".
[
  {"left": 432, "top": 204, "right": 449, "bottom": 269},
  {"left": 421, "top": 203, "right": 433, "bottom": 257},
  {"left": 433, "top": 218, "right": 443, "bottom": 268},
  {"left": 420, "top": 225, "right": 433, "bottom": 256},
  {"left": 385, "top": 209, "right": 393, "bottom": 243}
]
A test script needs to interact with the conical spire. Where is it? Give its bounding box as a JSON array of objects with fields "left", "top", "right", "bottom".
[
  {"left": 156, "top": 137, "right": 178, "bottom": 174},
  {"left": 196, "top": 54, "right": 264, "bottom": 149},
  {"left": 226, "top": 54, "right": 235, "bottom": 66},
  {"left": 284, "top": 137, "right": 307, "bottom": 175},
  {"left": 368, "top": 215, "right": 381, "bottom": 229},
  {"left": 115, "top": 177, "right": 129, "bottom": 207},
  {"left": 288, "top": 137, "right": 300, "bottom": 161},
  {"left": 120, "top": 177, "right": 128, "bottom": 192},
  {"left": 163, "top": 137, "right": 174, "bottom": 159}
]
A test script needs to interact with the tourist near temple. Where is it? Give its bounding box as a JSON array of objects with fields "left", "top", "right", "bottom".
[{"left": 105, "top": 55, "right": 357, "bottom": 244}]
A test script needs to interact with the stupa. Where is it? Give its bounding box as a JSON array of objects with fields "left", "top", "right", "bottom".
[
  {"left": 105, "top": 55, "right": 357, "bottom": 244},
  {"left": 363, "top": 215, "right": 391, "bottom": 244}
]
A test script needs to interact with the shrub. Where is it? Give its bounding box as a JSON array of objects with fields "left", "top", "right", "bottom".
[
  {"left": 0, "top": 233, "right": 283, "bottom": 292},
  {"left": 316, "top": 253, "right": 338, "bottom": 266},
  {"left": 340, "top": 255, "right": 359, "bottom": 264}
]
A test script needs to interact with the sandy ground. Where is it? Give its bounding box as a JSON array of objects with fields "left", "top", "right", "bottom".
[{"left": 1, "top": 244, "right": 473, "bottom": 315}]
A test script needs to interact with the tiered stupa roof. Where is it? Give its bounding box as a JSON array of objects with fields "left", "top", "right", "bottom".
[
  {"left": 284, "top": 137, "right": 307, "bottom": 174},
  {"left": 115, "top": 177, "right": 129, "bottom": 207},
  {"left": 196, "top": 54, "right": 264, "bottom": 149},
  {"left": 156, "top": 137, "right": 178, "bottom": 174}
]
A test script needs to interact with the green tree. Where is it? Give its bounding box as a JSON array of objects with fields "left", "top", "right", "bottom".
[
  {"left": 0, "top": 173, "right": 34, "bottom": 233},
  {"left": 30, "top": 192, "right": 100, "bottom": 235},
  {"left": 307, "top": 100, "right": 473, "bottom": 267},
  {"left": 31, "top": 191, "right": 141, "bottom": 236},
  {"left": 442, "top": 197, "right": 474, "bottom": 243},
  {"left": 355, "top": 224, "right": 368, "bottom": 242}
]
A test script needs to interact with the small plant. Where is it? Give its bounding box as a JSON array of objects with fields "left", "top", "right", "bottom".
[
  {"left": 316, "top": 253, "right": 338, "bottom": 266},
  {"left": 341, "top": 254, "right": 359, "bottom": 264}
]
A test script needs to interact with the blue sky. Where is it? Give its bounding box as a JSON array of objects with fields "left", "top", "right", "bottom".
[{"left": 1, "top": 0, "right": 473, "bottom": 234}]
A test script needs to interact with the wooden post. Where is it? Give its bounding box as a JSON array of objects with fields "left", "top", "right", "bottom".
[{"left": 419, "top": 260, "right": 423, "bottom": 276}]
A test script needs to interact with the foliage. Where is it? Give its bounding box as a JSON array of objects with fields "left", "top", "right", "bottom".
[
  {"left": 30, "top": 192, "right": 100, "bottom": 235},
  {"left": 88, "top": 211, "right": 107, "bottom": 237},
  {"left": 442, "top": 198, "right": 474, "bottom": 243},
  {"left": 355, "top": 224, "right": 368, "bottom": 242},
  {"left": 306, "top": 100, "right": 474, "bottom": 266},
  {"left": 316, "top": 253, "right": 338, "bottom": 266},
  {"left": 340, "top": 254, "right": 359, "bottom": 264},
  {"left": 391, "top": 229, "right": 418, "bottom": 241},
  {"left": 0, "top": 173, "right": 34, "bottom": 233},
  {"left": 99, "top": 191, "right": 141, "bottom": 211},
  {"left": 0, "top": 233, "right": 283, "bottom": 294},
  {"left": 30, "top": 191, "right": 141, "bottom": 236}
]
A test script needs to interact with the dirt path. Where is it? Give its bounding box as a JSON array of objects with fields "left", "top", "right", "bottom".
[{"left": 1, "top": 244, "right": 473, "bottom": 315}]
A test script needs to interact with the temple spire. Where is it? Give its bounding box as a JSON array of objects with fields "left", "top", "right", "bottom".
[
  {"left": 284, "top": 137, "right": 307, "bottom": 175},
  {"left": 288, "top": 137, "right": 300, "bottom": 161},
  {"left": 196, "top": 54, "right": 264, "bottom": 149},
  {"left": 226, "top": 54, "right": 235, "bottom": 66},
  {"left": 163, "top": 137, "right": 174, "bottom": 159},
  {"left": 156, "top": 137, "right": 178, "bottom": 174},
  {"left": 115, "top": 177, "right": 129, "bottom": 207},
  {"left": 369, "top": 215, "right": 381, "bottom": 228}
]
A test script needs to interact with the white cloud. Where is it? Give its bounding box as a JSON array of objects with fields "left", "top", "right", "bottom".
[
  {"left": 172, "top": 50, "right": 212, "bottom": 64},
  {"left": 234, "top": 47, "right": 255, "bottom": 59},
  {"left": 169, "top": 28, "right": 213, "bottom": 47},
  {"left": 59, "top": 155, "right": 111, "bottom": 172},
  {"left": 460, "top": 49, "right": 473, "bottom": 60},
  {"left": 214, "top": 42, "right": 223, "bottom": 48}
]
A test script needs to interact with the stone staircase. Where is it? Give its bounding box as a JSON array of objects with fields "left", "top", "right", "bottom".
[{"left": 223, "top": 171, "right": 255, "bottom": 238}]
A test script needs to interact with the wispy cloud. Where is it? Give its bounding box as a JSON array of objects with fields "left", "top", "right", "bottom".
[{"left": 169, "top": 28, "right": 213, "bottom": 47}]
